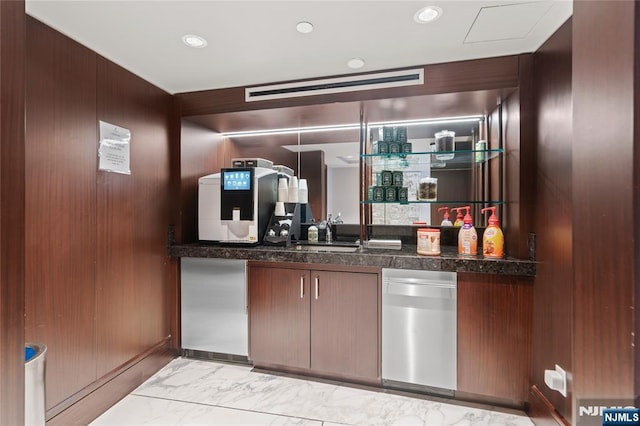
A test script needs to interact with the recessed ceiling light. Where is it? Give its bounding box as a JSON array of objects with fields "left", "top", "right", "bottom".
[
  {"left": 296, "top": 21, "right": 314, "bottom": 34},
  {"left": 182, "top": 34, "right": 207, "bottom": 48},
  {"left": 414, "top": 6, "right": 442, "bottom": 23},
  {"left": 347, "top": 58, "right": 365, "bottom": 69}
]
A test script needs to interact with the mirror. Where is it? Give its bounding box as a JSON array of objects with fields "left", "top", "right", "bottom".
[{"left": 184, "top": 89, "right": 508, "bottom": 228}]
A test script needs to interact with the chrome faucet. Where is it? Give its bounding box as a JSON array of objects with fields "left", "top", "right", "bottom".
[{"left": 325, "top": 214, "right": 333, "bottom": 243}]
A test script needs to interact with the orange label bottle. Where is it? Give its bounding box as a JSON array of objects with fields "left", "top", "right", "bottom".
[{"left": 481, "top": 207, "right": 504, "bottom": 258}]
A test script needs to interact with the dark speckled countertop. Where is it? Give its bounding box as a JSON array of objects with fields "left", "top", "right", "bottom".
[{"left": 168, "top": 243, "right": 536, "bottom": 276}]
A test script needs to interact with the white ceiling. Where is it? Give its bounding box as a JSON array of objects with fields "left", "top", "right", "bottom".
[{"left": 25, "top": 0, "right": 572, "bottom": 95}]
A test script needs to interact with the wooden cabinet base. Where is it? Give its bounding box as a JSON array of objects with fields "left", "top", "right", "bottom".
[
  {"left": 46, "top": 338, "right": 175, "bottom": 426},
  {"left": 253, "top": 362, "right": 381, "bottom": 387},
  {"left": 457, "top": 273, "right": 533, "bottom": 404}
]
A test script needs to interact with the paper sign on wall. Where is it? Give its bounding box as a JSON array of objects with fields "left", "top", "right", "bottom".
[{"left": 98, "top": 120, "right": 131, "bottom": 175}]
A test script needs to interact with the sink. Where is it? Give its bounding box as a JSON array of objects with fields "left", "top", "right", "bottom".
[{"left": 295, "top": 244, "right": 359, "bottom": 253}]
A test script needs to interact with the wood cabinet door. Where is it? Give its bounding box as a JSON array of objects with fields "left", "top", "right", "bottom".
[
  {"left": 457, "top": 273, "right": 533, "bottom": 404},
  {"left": 249, "top": 266, "right": 311, "bottom": 369},
  {"left": 310, "top": 270, "right": 379, "bottom": 381}
]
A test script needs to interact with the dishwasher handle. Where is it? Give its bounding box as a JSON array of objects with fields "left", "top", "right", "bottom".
[
  {"left": 384, "top": 277, "right": 455, "bottom": 288},
  {"left": 384, "top": 281, "right": 456, "bottom": 299}
]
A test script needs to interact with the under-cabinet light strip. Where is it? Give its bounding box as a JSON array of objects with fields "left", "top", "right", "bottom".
[{"left": 220, "top": 115, "right": 483, "bottom": 138}]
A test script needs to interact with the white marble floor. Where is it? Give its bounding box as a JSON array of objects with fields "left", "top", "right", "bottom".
[{"left": 90, "top": 358, "right": 533, "bottom": 426}]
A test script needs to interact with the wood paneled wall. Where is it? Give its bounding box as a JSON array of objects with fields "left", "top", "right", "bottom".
[
  {"left": 501, "top": 54, "right": 535, "bottom": 260},
  {"left": 531, "top": 19, "right": 573, "bottom": 422},
  {"left": 94, "top": 55, "right": 173, "bottom": 378},
  {"left": 300, "top": 151, "right": 326, "bottom": 220},
  {"left": 179, "top": 120, "right": 227, "bottom": 244},
  {"left": 486, "top": 54, "right": 534, "bottom": 261},
  {"left": 25, "top": 15, "right": 98, "bottom": 410},
  {"left": 572, "top": 0, "right": 637, "bottom": 414},
  {"left": 0, "top": 1, "right": 25, "bottom": 424},
  {"left": 25, "top": 16, "right": 175, "bottom": 422}
]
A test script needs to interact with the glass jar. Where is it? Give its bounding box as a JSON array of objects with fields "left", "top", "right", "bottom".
[
  {"left": 418, "top": 177, "right": 438, "bottom": 201},
  {"left": 435, "top": 130, "right": 455, "bottom": 161},
  {"left": 430, "top": 143, "right": 446, "bottom": 168}
]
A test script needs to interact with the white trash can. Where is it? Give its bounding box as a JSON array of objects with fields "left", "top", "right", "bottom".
[{"left": 25, "top": 343, "right": 46, "bottom": 426}]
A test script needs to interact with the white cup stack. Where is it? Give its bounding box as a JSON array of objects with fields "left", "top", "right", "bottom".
[
  {"left": 274, "top": 201, "right": 286, "bottom": 217},
  {"left": 298, "top": 179, "right": 308, "bottom": 204},
  {"left": 288, "top": 176, "right": 299, "bottom": 203},
  {"left": 278, "top": 178, "right": 289, "bottom": 203}
]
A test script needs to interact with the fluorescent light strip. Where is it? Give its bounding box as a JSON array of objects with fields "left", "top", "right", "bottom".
[
  {"left": 220, "top": 115, "right": 483, "bottom": 138},
  {"left": 222, "top": 123, "right": 360, "bottom": 138},
  {"left": 369, "top": 115, "right": 483, "bottom": 128}
]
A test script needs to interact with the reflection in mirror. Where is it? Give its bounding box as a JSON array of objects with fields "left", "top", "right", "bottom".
[
  {"left": 366, "top": 120, "right": 481, "bottom": 226},
  {"left": 284, "top": 140, "right": 360, "bottom": 224},
  {"left": 185, "top": 90, "right": 506, "bottom": 231},
  {"left": 222, "top": 123, "right": 485, "bottom": 228}
]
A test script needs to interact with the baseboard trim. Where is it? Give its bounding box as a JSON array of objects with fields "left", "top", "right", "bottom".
[
  {"left": 46, "top": 337, "right": 177, "bottom": 426},
  {"left": 528, "top": 385, "right": 570, "bottom": 426},
  {"left": 454, "top": 390, "right": 527, "bottom": 411}
]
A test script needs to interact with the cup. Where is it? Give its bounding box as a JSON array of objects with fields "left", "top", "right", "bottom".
[
  {"left": 288, "top": 176, "right": 299, "bottom": 203},
  {"left": 298, "top": 179, "right": 308, "bottom": 204},
  {"left": 278, "top": 178, "right": 289, "bottom": 202},
  {"left": 274, "top": 201, "right": 286, "bottom": 217}
]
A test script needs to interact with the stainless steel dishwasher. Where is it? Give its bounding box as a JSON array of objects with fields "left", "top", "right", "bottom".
[{"left": 382, "top": 269, "right": 457, "bottom": 395}]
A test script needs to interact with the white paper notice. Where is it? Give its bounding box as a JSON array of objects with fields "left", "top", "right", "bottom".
[{"left": 98, "top": 121, "right": 131, "bottom": 175}]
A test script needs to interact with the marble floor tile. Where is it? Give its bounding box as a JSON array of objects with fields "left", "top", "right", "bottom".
[
  {"left": 90, "top": 394, "right": 321, "bottom": 426},
  {"left": 123, "top": 358, "right": 533, "bottom": 426}
]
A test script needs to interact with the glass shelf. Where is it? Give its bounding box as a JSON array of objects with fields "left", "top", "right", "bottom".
[
  {"left": 361, "top": 200, "right": 504, "bottom": 205},
  {"left": 361, "top": 148, "right": 503, "bottom": 165}
]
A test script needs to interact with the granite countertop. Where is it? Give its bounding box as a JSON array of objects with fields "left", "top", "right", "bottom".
[{"left": 169, "top": 242, "right": 536, "bottom": 277}]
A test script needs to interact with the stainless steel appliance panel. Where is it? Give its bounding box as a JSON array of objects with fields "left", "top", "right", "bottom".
[
  {"left": 181, "top": 258, "right": 247, "bottom": 356},
  {"left": 382, "top": 269, "right": 456, "bottom": 391}
]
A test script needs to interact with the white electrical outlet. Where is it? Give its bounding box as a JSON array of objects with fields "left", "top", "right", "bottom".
[{"left": 544, "top": 364, "right": 567, "bottom": 397}]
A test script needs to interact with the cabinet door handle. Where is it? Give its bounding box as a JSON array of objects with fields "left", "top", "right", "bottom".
[
  {"left": 315, "top": 276, "right": 319, "bottom": 300},
  {"left": 300, "top": 276, "right": 304, "bottom": 299}
]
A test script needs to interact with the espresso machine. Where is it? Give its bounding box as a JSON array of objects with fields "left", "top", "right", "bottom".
[{"left": 198, "top": 166, "right": 277, "bottom": 244}]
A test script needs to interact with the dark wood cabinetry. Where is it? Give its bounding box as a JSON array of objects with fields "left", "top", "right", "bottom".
[
  {"left": 310, "top": 270, "right": 378, "bottom": 380},
  {"left": 456, "top": 272, "right": 533, "bottom": 406},
  {"left": 249, "top": 263, "right": 380, "bottom": 384},
  {"left": 249, "top": 266, "right": 311, "bottom": 369}
]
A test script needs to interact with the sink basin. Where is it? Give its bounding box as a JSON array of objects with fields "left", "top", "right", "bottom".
[{"left": 295, "top": 244, "right": 359, "bottom": 253}]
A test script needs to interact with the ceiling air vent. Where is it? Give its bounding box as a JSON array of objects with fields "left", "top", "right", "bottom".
[{"left": 245, "top": 69, "right": 424, "bottom": 102}]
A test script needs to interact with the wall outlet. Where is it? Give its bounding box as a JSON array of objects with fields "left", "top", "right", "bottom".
[{"left": 544, "top": 364, "right": 567, "bottom": 397}]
